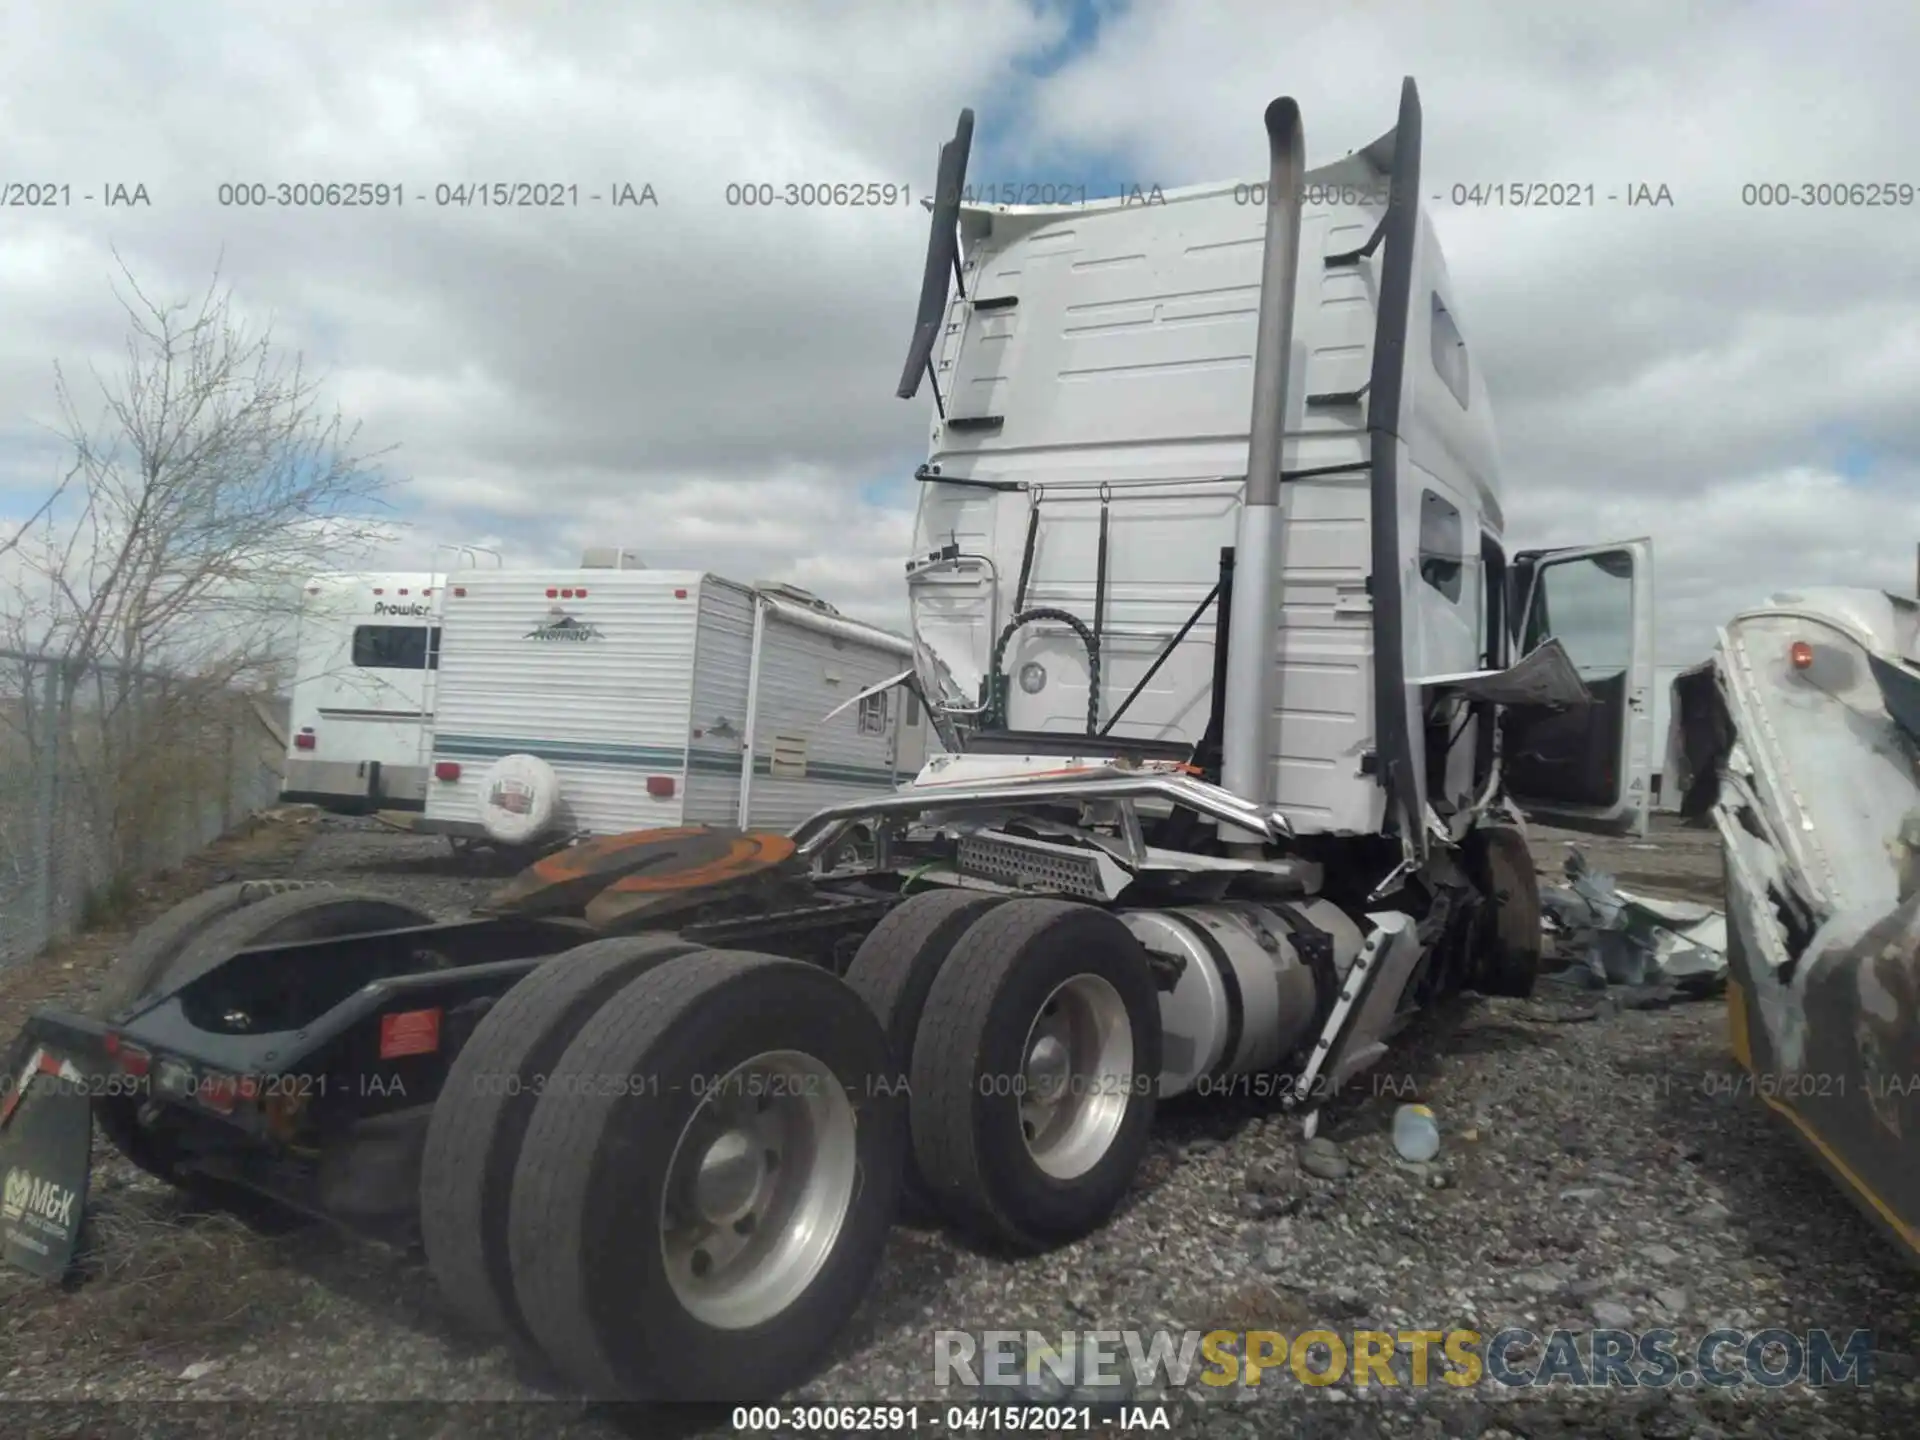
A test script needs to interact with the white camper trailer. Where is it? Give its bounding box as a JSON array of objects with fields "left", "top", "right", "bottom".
[
  {"left": 282, "top": 572, "right": 444, "bottom": 813},
  {"left": 417, "top": 569, "right": 924, "bottom": 848}
]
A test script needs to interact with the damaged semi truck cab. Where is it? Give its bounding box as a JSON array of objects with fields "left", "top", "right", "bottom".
[
  {"left": 839, "top": 79, "right": 1658, "bottom": 1122},
  {"left": 0, "top": 78, "right": 1659, "bottom": 1405},
  {"left": 1672, "top": 588, "right": 1920, "bottom": 1259}
]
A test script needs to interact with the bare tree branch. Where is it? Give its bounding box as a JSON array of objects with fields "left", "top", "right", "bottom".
[{"left": 1, "top": 254, "right": 402, "bottom": 874}]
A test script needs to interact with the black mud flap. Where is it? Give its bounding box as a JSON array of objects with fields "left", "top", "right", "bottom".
[{"left": 0, "top": 1049, "right": 93, "bottom": 1280}]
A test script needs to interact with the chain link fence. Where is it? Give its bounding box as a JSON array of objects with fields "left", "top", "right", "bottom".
[{"left": 0, "top": 648, "right": 289, "bottom": 969}]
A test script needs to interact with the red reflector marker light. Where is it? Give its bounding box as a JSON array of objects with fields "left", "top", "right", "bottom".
[
  {"left": 294, "top": 732, "right": 316, "bottom": 751},
  {"left": 576, "top": 587, "right": 588, "bottom": 597},
  {"left": 674, "top": 588, "right": 687, "bottom": 599},
  {"left": 199, "top": 1073, "right": 239, "bottom": 1114},
  {"left": 1790, "top": 641, "right": 1814, "bottom": 669},
  {"left": 647, "top": 775, "right": 676, "bottom": 798},
  {"left": 380, "top": 1009, "right": 442, "bottom": 1059},
  {"left": 561, "top": 588, "right": 575, "bottom": 598},
  {"left": 373, "top": 588, "right": 384, "bottom": 595},
  {"left": 546, "top": 588, "right": 559, "bottom": 598},
  {"left": 434, "top": 761, "right": 462, "bottom": 781},
  {"left": 453, "top": 586, "right": 467, "bottom": 597}
]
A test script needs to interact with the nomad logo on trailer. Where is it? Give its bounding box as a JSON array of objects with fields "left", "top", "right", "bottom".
[
  {"left": 373, "top": 601, "right": 430, "bottom": 617},
  {"left": 525, "top": 606, "right": 604, "bottom": 642},
  {"left": 1, "top": 1166, "right": 75, "bottom": 1230}
]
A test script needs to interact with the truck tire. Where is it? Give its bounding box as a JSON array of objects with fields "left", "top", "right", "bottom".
[
  {"left": 96, "top": 889, "right": 433, "bottom": 1190},
  {"left": 507, "top": 950, "right": 904, "bottom": 1402},
  {"left": 1468, "top": 825, "right": 1543, "bottom": 999},
  {"left": 89, "top": 880, "right": 323, "bottom": 1022},
  {"left": 908, "top": 898, "right": 1161, "bottom": 1252},
  {"left": 419, "top": 931, "right": 705, "bottom": 1354},
  {"left": 842, "top": 888, "right": 1007, "bottom": 1218},
  {"left": 156, "top": 888, "right": 434, "bottom": 995}
]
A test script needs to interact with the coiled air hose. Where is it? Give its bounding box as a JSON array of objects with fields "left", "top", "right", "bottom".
[{"left": 983, "top": 607, "right": 1101, "bottom": 734}]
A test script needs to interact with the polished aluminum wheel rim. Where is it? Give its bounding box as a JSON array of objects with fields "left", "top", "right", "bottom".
[
  {"left": 659, "top": 1049, "right": 857, "bottom": 1329},
  {"left": 1018, "top": 974, "right": 1133, "bottom": 1180}
]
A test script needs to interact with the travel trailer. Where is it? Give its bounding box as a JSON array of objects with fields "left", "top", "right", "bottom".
[
  {"left": 413, "top": 568, "right": 926, "bottom": 849},
  {"left": 8, "top": 79, "right": 1655, "bottom": 1407},
  {"left": 281, "top": 571, "right": 444, "bottom": 813}
]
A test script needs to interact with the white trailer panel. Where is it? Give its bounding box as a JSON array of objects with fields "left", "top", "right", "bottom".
[
  {"left": 421, "top": 570, "right": 917, "bottom": 844},
  {"left": 283, "top": 571, "right": 444, "bottom": 813}
]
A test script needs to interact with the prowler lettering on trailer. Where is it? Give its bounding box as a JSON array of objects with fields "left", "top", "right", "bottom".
[{"left": 0, "top": 78, "right": 1652, "bottom": 1402}]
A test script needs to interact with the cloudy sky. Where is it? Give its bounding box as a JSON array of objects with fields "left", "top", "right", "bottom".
[{"left": 2, "top": 0, "right": 1917, "bottom": 666}]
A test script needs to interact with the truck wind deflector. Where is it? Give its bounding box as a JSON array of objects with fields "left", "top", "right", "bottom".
[
  {"left": 896, "top": 108, "right": 976, "bottom": 405},
  {"left": 1363, "top": 77, "right": 1424, "bottom": 847}
]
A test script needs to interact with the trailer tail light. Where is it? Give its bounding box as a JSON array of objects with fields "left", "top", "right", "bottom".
[
  {"left": 294, "top": 730, "right": 316, "bottom": 750},
  {"left": 434, "top": 761, "right": 462, "bottom": 782},
  {"left": 561, "top": 588, "right": 575, "bottom": 598},
  {"left": 111, "top": 1040, "right": 151, "bottom": 1078},
  {"left": 198, "top": 1072, "right": 240, "bottom": 1114},
  {"left": 575, "top": 588, "right": 588, "bottom": 597},
  {"left": 379, "top": 1008, "right": 442, "bottom": 1059},
  {"left": 647, "top": 776, "right": 676, "bottom": 798},
  {"left": 1789, "top": 640, "right": 1814, "bottom": 670},
  {"left": 547, "top": 588, "right": 559, "bottom": 598},
  {"left": 263, "top": 1087, "right": 308, "bottom": 1138}
]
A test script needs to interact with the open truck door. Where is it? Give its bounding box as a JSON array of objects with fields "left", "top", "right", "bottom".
[{"left": 1502, "top": 539, "right": 1655, "bottom": 836}]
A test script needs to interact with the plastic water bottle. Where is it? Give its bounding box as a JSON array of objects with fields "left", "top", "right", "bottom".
[{"left": 1393, "top": 1103, "right": 1440, "bottom": 1162}]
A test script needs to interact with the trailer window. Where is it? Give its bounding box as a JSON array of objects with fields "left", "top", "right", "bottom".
[
  {"left": 352, "top": 624, "right": 440, "bottom": 670},
  {"left": 1431, "top": 294, "right": 1469, "bottom": 409},
  {"left": 903, "top": 687, "right": 921, "bottom": 729},
  {"left": 1419, "top": 490, "right": 1464, "bottom": 603},
  {"left": 857, "top": 690, "right": 890, "bottom": 736}
]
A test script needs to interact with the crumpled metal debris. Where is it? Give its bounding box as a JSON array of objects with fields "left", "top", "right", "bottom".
[{"left": 1540, "top": 847, "right": 1728, "bottom": 996}]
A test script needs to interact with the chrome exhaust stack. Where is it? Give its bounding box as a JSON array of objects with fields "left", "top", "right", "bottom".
[{"left": 1219, "top": 97, "right": 1305, "bottom": 846}]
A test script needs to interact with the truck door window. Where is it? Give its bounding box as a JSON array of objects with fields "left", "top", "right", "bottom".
[
  {"left": 1523, "top": 553, "right": 1632, "bottom": 675},
  {"left": 1431, "top": 294, "right": 1469, "bottom": 409},
  {"left": 1419, "top": 489, "right": 1464, "bottom": 603},
  {"left": 352, "top": 624, "right": 440, "bottom": 670}
]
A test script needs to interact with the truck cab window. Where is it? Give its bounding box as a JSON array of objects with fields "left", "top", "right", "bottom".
[
  {"left": 1419, "top": 490, "right": 1464, "bottom": 603},
  {"left": 1522, "top": 553, "right": 1633, "bottom": 675},
  {"left": 1431, "top": 293, "right": 1469, "bottom": 408}
]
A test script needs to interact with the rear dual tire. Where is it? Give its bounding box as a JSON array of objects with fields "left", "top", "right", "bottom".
[
  {"left": 849, "top": 892, "right": 1163, "bottom": 1253},
  {"left": 423, "top": 942, "right": 902, "bottom": 1403},
  {"left": 504, "top": 950, "right": 904, "bottom": 1401},
  {"left": 419, "top": 931, "right": 704, "bottom": 1356}
]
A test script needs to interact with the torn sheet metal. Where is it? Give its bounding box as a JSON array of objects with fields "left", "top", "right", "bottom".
[
  {"left": 1541, "top": 847, "right": 1728, "bottom": 995},
  {"left": 1670, "top": 588, "right": 1920, "bottom": 1262},
  {"left": 1419, "top": 636, "right": 1593, "bottom": 710}
]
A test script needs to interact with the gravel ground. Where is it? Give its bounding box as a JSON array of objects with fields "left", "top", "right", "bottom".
[{"left": 1, "top": 810, "right": 1916, "bottom": 1438}]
